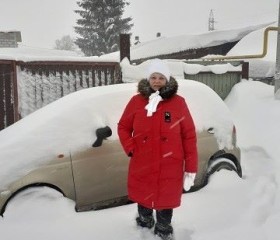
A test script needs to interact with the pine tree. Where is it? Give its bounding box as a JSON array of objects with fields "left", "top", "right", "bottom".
[{"left": 74, "top": 0, "right": 133, "bottom": 56}]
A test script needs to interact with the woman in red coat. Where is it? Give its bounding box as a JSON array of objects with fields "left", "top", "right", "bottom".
[{"left": 118, "top": 59, "right": 198, "bottom": 240}]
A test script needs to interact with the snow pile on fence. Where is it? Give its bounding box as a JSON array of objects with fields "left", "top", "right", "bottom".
[{"left": 120, "top": 58, "right": 242, "bottom": 82}]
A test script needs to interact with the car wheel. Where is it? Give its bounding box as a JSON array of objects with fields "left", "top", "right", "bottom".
[
  {"left": 2, "top": 186, "right": 66, "bottom": 217},
  {"left": 207, "top": 157, "right": 237, "bottom": 174},
  {"left": 202, "top": 157, "right": 240, "bottom": 187}
]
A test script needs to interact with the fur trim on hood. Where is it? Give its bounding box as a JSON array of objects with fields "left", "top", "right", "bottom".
[{"left": 137, "top": 76, "right": 178, "bottom": 99}]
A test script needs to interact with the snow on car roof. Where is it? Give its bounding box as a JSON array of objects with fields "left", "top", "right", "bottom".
[{"left": 0, "top": 80, "right": 233, "bottom": 189}]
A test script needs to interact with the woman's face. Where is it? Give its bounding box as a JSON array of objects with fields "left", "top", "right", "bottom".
[{"left": 148, "top": 73, "right": 167, "bottom": 91}]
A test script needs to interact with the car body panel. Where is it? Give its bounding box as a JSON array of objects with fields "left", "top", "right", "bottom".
[
  {"left": 70, "top": 129, "right": 240, "bottom": 211},
  {"left": 0, "top": 154, "right": 75, "bottom": 214},
  {"left": 71, "top": 141, "right": 129, "bottom": 209}
]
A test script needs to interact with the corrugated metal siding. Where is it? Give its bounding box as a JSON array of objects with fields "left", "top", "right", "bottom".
[
  {"left": 183, "top": 60, "right": 243, "bottom": 100},
  {"left": 185, "top": 71, "right": 241, "bottom": 100}
]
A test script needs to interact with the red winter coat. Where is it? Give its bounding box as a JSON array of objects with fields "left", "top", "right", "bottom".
[{"left": 118, "top": 78, "right": 198, "bottom": 210}]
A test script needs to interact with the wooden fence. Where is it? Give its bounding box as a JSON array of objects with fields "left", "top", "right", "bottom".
[
  {"left": 0, "top": 60, "right": 121, "bottom": 130},
  {"left": 0, "top": 59, "right": 249, "bottom": 131}
]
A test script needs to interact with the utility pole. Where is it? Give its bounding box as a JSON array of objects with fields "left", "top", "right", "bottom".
[{"left": 274, "top": 0, "right": 280, "bottom": 98}]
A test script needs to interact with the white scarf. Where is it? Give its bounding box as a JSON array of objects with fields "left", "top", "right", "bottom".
[{"left": 145, "top": 90, "right": 163, "bottom": 117}]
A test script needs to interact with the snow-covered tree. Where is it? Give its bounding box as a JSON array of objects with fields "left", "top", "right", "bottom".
[
  {"left": 54, "top": 35, "right": 77, "bottom": 51},
  {"left": 74, "top": 0, "right": 133, "bottom": 56}
]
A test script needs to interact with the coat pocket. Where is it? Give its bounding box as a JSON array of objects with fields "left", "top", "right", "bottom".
[{"left": 160, "top": 133, "right": 184, "bottom": 160}]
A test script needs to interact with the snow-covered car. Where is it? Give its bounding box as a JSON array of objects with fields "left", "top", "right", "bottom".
[{"left": 0, "top": 79, "right": 242, "bottom": 216}]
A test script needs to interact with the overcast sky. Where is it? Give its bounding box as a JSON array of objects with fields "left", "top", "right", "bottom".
[{"left": 0, "top": 0, "right": 278, "bottom": 49}]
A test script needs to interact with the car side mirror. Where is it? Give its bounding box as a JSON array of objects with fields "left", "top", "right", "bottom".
[{"left": 92, "top": 126, "right": 112, "bottom": 147}]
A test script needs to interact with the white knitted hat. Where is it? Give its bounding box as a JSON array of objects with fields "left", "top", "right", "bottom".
[{"left": 146, "top": 59, "right": 171, "bottom": 81}]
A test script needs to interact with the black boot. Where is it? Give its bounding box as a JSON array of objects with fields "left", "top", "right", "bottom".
[
  {"left": 136, "top": 215, "right": 155, "bottom": 229},
  {"left": 154, "top": 222, "right": 173, "bottom": 240},
  {"left": 136, "top": 204, "right": 155, "bottom": 229},
  {"left": 154, "top": 209, "right": 174, "bottom": 240}
]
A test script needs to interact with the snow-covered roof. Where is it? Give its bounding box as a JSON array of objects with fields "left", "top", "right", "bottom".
[
  {"left": 0, "top": 22, "right": 273, "bottom": 63},
  {"left": 0, "top": 22, "right": 275, "bottom": 79},
  {"left": 103, "top": 22, "right": 273, "bottom": 61},
  {"left": 0, "top": 46, "right": 112, "bottom": 62},
  {"left": 225, "top": 23, "right": 277, "bottom": 78}
]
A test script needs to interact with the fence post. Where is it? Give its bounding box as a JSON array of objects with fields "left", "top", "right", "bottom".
[
  {"left": 4, "top": 63, "right": 14, "bottom": 127},
  {"left": 0, "top": 65, "right": 4, "bottom": 130},
  {"left": 12, "top": 60, "right": 19, "bottom": 120},
  {"left": 241, "top": 61, "right": 249, "bottom": 79},
  {"left": 120, "top": 34, "right": 130, "bottom": 62}
]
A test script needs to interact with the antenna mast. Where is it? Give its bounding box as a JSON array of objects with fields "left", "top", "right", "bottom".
[{"left": 208, "top": 9, "right": 215, "bottom": 31}]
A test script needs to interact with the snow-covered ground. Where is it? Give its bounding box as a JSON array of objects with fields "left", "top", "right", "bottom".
[{"left": 0, "top": 79, "right": 279, "bottom": 240}]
